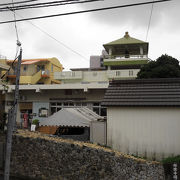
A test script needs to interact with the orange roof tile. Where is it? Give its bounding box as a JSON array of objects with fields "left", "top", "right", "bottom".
[{"left": 7, "top": 58, "right": 49, "bottom": 64}]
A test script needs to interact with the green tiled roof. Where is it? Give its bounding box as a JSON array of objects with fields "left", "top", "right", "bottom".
[{"left": 103, "top": 32, "right": 147, "bottom": 46}]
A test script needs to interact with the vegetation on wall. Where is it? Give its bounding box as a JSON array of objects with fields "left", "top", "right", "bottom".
[{"left": 137, "top": 54, "right": 180, "bottom": 79}]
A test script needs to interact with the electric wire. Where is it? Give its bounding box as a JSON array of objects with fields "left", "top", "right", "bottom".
[
  {"left": 13, "top": 11, "right": 88, "bottom": 61},
  {"left": 0, "top": 0, "right": 103, "bottom": 12},
  {"left": 0, "top": 0, "right": 22, "bottom": 81},
  {"left": 0, "top": 0, "right": 172, "bottom": 24},
  {"left": 0, "top": 0, "right": 39, "bottom": 7},
  {"left": 0, "top": 0, "right": 90, "bottom": 11},
  {"left": 11, "top": 0, "right": 20, "bottom": 43},
  {"left": 146, "top": 0, "right": 154, "bottom": 41}
]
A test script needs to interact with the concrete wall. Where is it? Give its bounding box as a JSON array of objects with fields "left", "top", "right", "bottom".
[
  {"left": 107, "top": 107, "right": 180, "bottom": 160},
  {"left": 9, "top": 131, "right": 164, "bottom": 180},
  {"left": 90, "top": 121, "right": 106, "bottom": 145}
]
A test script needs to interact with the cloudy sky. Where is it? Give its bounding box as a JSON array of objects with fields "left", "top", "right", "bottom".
[{"left": 0, "top": 0, "right": 179, "bottom": 70}]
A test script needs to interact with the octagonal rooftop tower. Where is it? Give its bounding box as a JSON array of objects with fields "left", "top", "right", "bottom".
[{"left": 103, "top": 32, "right": 149, "bottom": 70}]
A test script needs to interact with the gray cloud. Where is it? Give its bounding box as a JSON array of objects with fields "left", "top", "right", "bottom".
[
  {"left": 0, "top": 0, "right": 179, "bottom": 70},
  {"left": 78, "top": 0, "right": 180, "bottom": 29}
]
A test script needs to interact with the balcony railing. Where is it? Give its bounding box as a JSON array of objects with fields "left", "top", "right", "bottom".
[
  {"left": 55, "top": 69, "right": 139, "bottom": 82},
  {"left": 104, "top": 54, "right": 148, "bottom": 60},
  {"left": 8, "top": 70, "right": 16, "bottom": 75},
  {"left": 55, "top": 71, "right": 82, "bottom": 80}
]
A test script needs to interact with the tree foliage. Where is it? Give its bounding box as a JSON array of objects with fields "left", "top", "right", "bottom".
[{"left": 137, "top": 54, "right": 180, "bottom": 79}]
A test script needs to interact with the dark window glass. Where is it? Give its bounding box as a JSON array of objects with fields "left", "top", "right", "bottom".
[
  {"left": 57, "top": 108, "right": 62, "bottom": 111},
  {"left": 101, "top": 108, "right": 107, "bottom": 116},
  {"left": 65, "top": 90, "right": 72, "bottom": 95},
  {"left": 93, "top": 102, "right": 100, "bottom": 106},
  {"left": 69, "top": 102, "right": 74, "bottom": 106},
  {"left": 51, "top": 107, "right": 56, "bottom": 115},
  {"left": 93, "top": 107, "right": 100, "bottom": 115},
  {"left": 56, "top": 127, "right": 84, "bottom": 135},
  {"left": 51, "top": 102, "right": 56, "bottom": 106}
]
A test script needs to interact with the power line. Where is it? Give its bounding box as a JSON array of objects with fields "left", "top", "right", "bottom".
[
  {"left": 9, "top": 10, "right": 88, "bottom": 61},
  {"left": 0, "top": 0, "right": 22, "bottom": 81},
  {"left": 146, "top": 0, "right": 154, "bottom": 41},
  {"left": 0, "top": 0, "right": 102, "bottom": 12},
  {"left": 11, "top": 0, "right": 20, "bottom": 43},
  {"left": 0, "top": 0, "right": 172, "bottom": 24},
  {"left": 26, "top": 23, "right": 89, "bottom": 61},
  {"left": 0, "top": 0, "right": 39, "bottom": 7}
]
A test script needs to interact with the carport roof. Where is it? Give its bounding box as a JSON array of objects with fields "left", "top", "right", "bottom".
[{"left": 102, "top": 78, "right": 180, "bottom": 107}]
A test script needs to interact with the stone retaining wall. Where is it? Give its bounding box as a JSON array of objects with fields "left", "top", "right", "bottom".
[{"left": 10, "top": 130, "right": 165, "bottom": 180}]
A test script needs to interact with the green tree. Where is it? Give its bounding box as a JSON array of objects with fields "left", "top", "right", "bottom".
[{"left": 137, "top": 54, "right": 180, "bottom": 79}]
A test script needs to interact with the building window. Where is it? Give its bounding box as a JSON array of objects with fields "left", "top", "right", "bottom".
[
  {"left": 51, "top": 64, "right": 53, "bottom": 72},
  {"left": 50, "top": 101, "right": 85, "bottom": 115},
  {"left": 116, "top": 71, "right": 121, "bottom": 76},
  {"left": 23, "top": 65, "right": 27, "bottom": 72},
  {"left": 51, "top": 107, "right": 56, "bottom": 115},
  {"left": 50, "top": 101, "right": 107, "bottom": 117},
  {"left": 92, "top": 102, "right": 107, "bottom": 116},
  {"left": 71, "top": 72, "right": 75, "bottom": 77},
  {"left": 129, "top": 70, "right": 133, "bottom": 76},
  {"left": 65, "top": 90, "right": 72, "bottom": 95}
]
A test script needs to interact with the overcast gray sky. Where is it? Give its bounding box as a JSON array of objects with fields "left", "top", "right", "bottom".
[{"left": 0, "top": 0, "right": 179, "bottom": 70}]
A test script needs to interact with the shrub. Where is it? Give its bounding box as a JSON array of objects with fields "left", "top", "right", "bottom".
[
  {"left": 162, "top": 155, "right": 180, "bottom": 164},
  {"left": 32, "top": 119, "right": 39, "bottom": 125}
]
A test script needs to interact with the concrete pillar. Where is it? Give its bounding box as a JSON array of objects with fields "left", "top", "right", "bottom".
[
  {"left": 140, "top": 46, "right": 143, "bottom": 56},
  {"left": 109, "top": 48, "right": 112, "bottom": 58}
]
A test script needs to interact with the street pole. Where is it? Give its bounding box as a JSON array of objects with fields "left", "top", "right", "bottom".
[{"left": 4, "top": 47, "right": 22, "bottom": 180}]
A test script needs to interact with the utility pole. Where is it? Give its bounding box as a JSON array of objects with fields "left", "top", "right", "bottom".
[{"left": 4, "top": 47, "right": 22, "bottom": 180}]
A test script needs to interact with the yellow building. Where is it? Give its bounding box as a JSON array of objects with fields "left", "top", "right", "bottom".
[
  {"left": 6, "top": 57, "right": 63, "bottom": 84},
  {"left": 0, "top": 59, "right": 9, "bottom": 84},
  {"left": 0, "top": 59, "right": 9, "bottom": 122}
]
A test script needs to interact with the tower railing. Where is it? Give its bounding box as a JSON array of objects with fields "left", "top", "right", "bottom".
[{"left": 104, "top": 54, "right": 148, "bottom": 60}]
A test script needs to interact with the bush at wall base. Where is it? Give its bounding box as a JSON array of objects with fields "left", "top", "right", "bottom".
[{"left": 162, "top": 155, "right": 180, "bottom": 179}]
